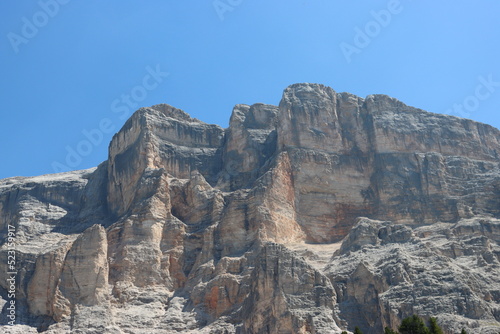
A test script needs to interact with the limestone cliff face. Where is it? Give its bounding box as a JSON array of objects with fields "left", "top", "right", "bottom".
[
  {"left": 278, "top": 84, "right": 500, "bottom": 242},
  {"left": 107, "top": 104, "right": 224, "bottom": 216},
  {"left": 1, "top": 83, "right": 500, "bottom": 333}
]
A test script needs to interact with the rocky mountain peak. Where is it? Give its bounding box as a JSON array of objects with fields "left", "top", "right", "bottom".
[
  {"left": 281, "top": 82, "right": 337, "bottom": 104},
  {"left": 1, "top": 84, "right": 500, "bottom": 333},
  {"left": 149, "top": 103, "right": 202, "bottom": 123}
]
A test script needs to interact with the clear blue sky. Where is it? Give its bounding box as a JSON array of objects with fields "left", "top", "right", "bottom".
[{"left": 1, "top": 1, "right": 499, "bottom": 179}]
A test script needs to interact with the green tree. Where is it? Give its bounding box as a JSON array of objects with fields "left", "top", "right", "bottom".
[
  {"left": 460, "top": 330, "right": 467, "bottom": 334},
  {"left": 399, "top": 315, "right": 430, "bottom": 334},
  {"left": 341, "top": 332, "right": 348, "bottom": 334},
  {"left": 428, "top": 318, "right": 443, "bottom": 334},
  {"left": 385, "top": 327, "right": 399, "bottom": 334},
  {"left": 354, "top": 327, "right": 363, "bottom": 334}
]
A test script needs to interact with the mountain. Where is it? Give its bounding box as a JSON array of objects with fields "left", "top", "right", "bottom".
[{"left": 1, "top": 83, "right": 499, "bottom": 333}]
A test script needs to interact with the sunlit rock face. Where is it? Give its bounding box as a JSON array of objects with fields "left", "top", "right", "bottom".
[{"left": 1, "top": 83, "right": 500, "bottom": 333}]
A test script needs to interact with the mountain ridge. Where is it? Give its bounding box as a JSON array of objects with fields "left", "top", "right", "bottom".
[{"left": 1, "top": 83, "right": 499, "bottom": 333}]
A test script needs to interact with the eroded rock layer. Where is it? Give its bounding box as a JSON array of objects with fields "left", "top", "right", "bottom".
[{"left": 1, "top": 83, "right": 500, "bottom": 333}]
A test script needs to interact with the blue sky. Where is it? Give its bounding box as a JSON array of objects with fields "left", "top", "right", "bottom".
[{"left": 1, "top": 1, "right": 499, "bottom": 179}]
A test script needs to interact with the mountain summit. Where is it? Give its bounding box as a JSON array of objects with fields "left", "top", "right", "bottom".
[{"left": 1, "top": 83, "right": 500, "bottom": 333}]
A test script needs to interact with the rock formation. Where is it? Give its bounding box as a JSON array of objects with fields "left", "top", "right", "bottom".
[{"left": 1, "top": 83, "right": 499, "bottom": 333}]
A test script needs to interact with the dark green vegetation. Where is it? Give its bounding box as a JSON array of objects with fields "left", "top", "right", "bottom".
[{"left": 350, "top": 315, "right": 457, "bottom": 334}]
